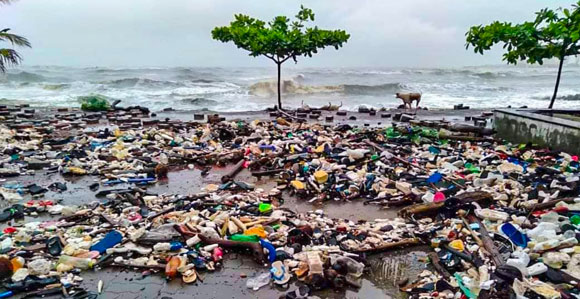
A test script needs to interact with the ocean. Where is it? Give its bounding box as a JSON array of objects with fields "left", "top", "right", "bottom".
[{"left": 1, "top": 65, "right": 580, "bottom": 112}]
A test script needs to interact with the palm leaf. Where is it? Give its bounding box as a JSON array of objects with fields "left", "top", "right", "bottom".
[
  {"left": 0, "top": 29, "right": 31, "bottom": 47},
  {"left": 0, "top": 0, "right": 14, "bottom": 5},
  {"left": 0, "top": 48, "right": 22, "bottom": 73}
]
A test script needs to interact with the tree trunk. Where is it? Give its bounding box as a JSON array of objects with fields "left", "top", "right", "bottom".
[
  {"left": 549, "top": 56, "right": 565, "bottom": 109},
  {"left": 277, "top": 62, "right": 282, "bottom": 109}
]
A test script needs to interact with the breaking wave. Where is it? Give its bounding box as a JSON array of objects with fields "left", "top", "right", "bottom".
[
  {"left": 0, "top": 71, "right": 46, "bottom": 82},
  {"left": 538, "top": 93, "right": 580, "bottom": 101},
  {"left": 181, "top": 97, "right": 219, "bottom": 105},
  {"left": 249, "top": 80, "right": 406, "bottom": 97},
  {"left": 100, "top": 78, "right": 185, "bottom": 88},
  {"left": 43, "top": 83, "right": 70, "bottom": 90}
]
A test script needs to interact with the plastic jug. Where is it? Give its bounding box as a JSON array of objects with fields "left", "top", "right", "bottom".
[{"left": 57, "top": 256, "right": 94, "bottom": 270}]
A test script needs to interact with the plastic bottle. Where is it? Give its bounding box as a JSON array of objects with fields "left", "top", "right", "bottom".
[
  {"left": 229, "top": 234, "right": 260, "bottom": 243},
  {"left": 57, "top": 256, "right": 94, "bottom": 270},
  {"left": 10, "top": 257, "right": 24, "bottom": 272},
  {"left": 0, "top": 238, "right": 12, "bottom": 253},
  {"left": 165, "top": 256, "right": 181, "bottom": 279},
  {"left": 212, "top": 247, "right": 223, "bottom": 263},
  {"left": 244, "top": 226, "right": 267, "bottom": 238},
  {"left": 474, "top": 209, "right": 508, "bottom": 222},
  {"left": 527, "top": 263, "right": 548, "bottom": 276},
  {"left": 506, "top": 250, "right": 530, "bottom": 276},
  {"left": 533, "top": 239, "right": 560, "bottom": 252},
  {"left": 153, "top": 243, "right": 171, "bottom": 252},
  {"left": 527, "top": 222, "right": 559, "bottom": 241},
  {"left": 542, "top": 252, "right": 570, "bottom": 269},
  {"left": 541, "top": 212, "right": 570, "bottom": 226},
  {"left": 246, "top": 272, "right": 270, "bottom": 290}
]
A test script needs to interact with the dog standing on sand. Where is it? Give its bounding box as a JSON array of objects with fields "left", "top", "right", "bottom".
[{"left": 395, "top": 92, "right": 421, "bottom": 109}]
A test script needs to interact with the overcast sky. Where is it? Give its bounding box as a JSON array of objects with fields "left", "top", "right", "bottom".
[{"left": 1, "top": 0, "right": 575, "bottom": 68}]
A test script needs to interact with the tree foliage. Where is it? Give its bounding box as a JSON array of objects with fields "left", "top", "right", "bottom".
[
  {"left": 466, "top": 1, "right": 580, "bottom": 108},
  {"left": 1, "top": 1, "right": 30, "bottom": 73},
  {"left": 212, "top": 6, "right": 349, "bottom": 65},
  {"left": 466, "top": 2, "right": 580, "bottom": 65},
  {"left": 212, "top": 6, "right": 349, "bottom": 108}
]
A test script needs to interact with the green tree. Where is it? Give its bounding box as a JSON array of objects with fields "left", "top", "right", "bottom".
[
  {"left": 212, "top": 6, "right": 350, "bottom": 109},
  {"left": 466, "top": 1, "right": 580, "bottom": 109},
  {"left": 0, "top": 0, "right": 31, "bottom": 73}
]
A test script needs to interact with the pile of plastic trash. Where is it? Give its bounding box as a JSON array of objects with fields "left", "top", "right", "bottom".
[{"left": 0, "top": 107, "right": 579, "bottom": 298}]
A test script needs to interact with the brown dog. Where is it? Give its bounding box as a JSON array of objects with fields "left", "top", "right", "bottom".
[{"left": 395, "top": 93, "right": 421, "bottom": 109}]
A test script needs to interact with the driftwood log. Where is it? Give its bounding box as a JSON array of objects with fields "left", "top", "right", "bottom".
[
  {"left": 524, "top": 197, "right": 577, "bottom": 211},
  {"left": 221, "top": 159, "right": 246, "bottom": 183},
  {"left": 428, "top": 252, "right": 451, "bottom": 279},
  {"left": 398, "top": 191, "right": 492, "bottom": 218}
]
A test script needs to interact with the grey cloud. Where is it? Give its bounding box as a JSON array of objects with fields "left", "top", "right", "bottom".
[{"left": 1, "top": 0, "right": 575, "bottom": 67}]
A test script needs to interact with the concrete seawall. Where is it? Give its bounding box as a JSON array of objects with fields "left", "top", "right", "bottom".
[{"left": 494, "top": 109, "right": 580, "bottom": 155}]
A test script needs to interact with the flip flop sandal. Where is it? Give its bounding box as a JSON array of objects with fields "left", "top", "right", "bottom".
[
  {"left": 0, "top": 210, "right": 12, "bottom": 222},
  {"left": 46, "top": 236, "right": 63, "bottom": 256},
  {"left": 294, "top": 261, "right": 309, "bottom": 277},
  {"left": 271, "top": 261, "right": 291, "bottom": 285},
  {"left": 206, "top": 261, "right": 215, "bottom": 271},
  {"left": 182, "top": 268, "right": 197, "bottom": 284}
]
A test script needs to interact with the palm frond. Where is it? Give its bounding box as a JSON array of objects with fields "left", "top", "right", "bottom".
[
  {"left": 0, "top": 29, "right": 31, "bottom": 47},
  {"left": 0, "top": 48, "right": 22, "bottom": 73},
  {"left": 0, "top": 0, "right": 14, "bottom": 5}
]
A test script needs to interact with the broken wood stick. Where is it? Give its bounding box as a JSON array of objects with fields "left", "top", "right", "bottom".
[
  {"left": 467, "top": 214, "right": 504, "bottom": 266},
  {"left": 221, "top": 159, "right": 245, "bottom": 183},
  {"left": 251, "top": 168, "right": 284, "bottom": 178},
  {"left": 524, "top": 197, "right": 577, "bottom": 211},
  {"left": 428, "top": 252, "right": 451, "bottom": 280}
]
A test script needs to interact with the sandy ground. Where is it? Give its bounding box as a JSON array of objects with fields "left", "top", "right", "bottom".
[{"left": 0, "top": 107, "right": 494, "bottom": 298}]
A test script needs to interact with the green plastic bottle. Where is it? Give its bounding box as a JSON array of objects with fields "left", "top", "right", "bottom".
[
  {"left": 229, "top": 234, "right": 260, "bottom": 243},
  {"left": 258, "top": 203, "right": 272, "bottom": 213},
  {"left": 571, "top": 215, "right": 580, "bottom": 225}
]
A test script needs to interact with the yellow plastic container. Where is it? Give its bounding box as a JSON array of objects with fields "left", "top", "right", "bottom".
[
  {"left": 314, "top": 170, "right": 329, "bottom": 184},
  {"left": 449, "top": 239, "right": 465, "bottom": 251},
  {"left": 291, "top": 180, "right": 305, "bottom": 190}
]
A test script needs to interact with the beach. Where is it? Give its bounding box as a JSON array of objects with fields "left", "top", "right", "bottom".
[{"left": 0, "top": 104, "right": 496, "bottom": 298}]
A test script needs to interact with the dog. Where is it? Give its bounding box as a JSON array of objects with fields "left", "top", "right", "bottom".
[{"left": 395, "top": 92, "right": 421, "bottom": 109}]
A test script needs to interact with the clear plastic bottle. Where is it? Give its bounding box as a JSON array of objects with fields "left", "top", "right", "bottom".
[
  {"left": 57, "top": 256, "right": 94, "bottom": 270},
  {"left": 246, "top": 272, "right": 270, "bottom": 290},
  {"left": 0, "top": 238, "right": 12, "bottom": 253},
  {"left": 527, "top": 263, "right": 548, "bottom": 276},
  {"left": 506, "top": 250, "right": 530, "bottom": 276}
]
